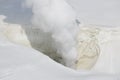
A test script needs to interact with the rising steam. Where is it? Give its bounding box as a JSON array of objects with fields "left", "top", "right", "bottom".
[{"left": 25, "top": 0, "right": 80, "bottom": 68}]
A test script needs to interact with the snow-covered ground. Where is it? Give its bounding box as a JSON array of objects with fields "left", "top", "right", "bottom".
[
  {"left": 1, "top": 15, "right": 120, "bottom": 80},
  {"left": 0, "top": 38, "right": 119, "bottom": 80}
]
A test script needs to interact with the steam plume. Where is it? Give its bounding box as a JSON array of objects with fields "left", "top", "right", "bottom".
[{"left": 25, "top": 0, "right": 80, "bottom": 68}]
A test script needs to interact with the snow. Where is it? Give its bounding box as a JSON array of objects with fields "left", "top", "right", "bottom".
[
  {"left": 1, "top": 15, "right": 120, "bottom": 80},
  {"left": 77, "top": 26, "right": 120, "bottom": 73},
  {"left": 0, "top": 35, "right": 119, "bottom": 80},
  {"left": 93, "top": 40, "right": 120, "bottom": 73}
]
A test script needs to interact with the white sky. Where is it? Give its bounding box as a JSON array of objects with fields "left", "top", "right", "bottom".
[
  {"left": 0, "top": 0, "right": 32, "bottom": 25},
  {"left": 0, "top": 0, "right": 120, "bottom": 26},
  {"left": 66, "top": 0, "right": 120, "bottom": 26}
]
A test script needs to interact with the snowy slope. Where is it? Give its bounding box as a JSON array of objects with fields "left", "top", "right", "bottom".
[
  {"left": 0, "top": 38, "right": 119, "bottom": 80},
  {"left": 1, "top": 16, "right": 120, "bottom": 80}
]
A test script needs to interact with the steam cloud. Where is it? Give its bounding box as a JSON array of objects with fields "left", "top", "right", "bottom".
[{"left": 25, "top": 0, "right": 80, "bottom": 68}]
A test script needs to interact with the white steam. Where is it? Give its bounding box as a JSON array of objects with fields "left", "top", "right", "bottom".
[{"left": 25, "top": 0, "right": 80, "bottom": 68}]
